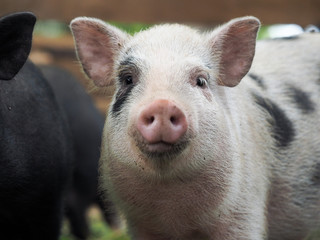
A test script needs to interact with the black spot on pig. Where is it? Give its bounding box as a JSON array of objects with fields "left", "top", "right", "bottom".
[
  {"left": 252, "top": 93, "right": 295, "bottom": 148},
  {"left": 248, "top": 73, "right": 266, "bottom": 89},
  {"left": 287, "top": 85, "right": 315, "bottom": 114}
]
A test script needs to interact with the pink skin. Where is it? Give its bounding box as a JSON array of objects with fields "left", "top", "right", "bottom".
[{"left": 136, "top": 99, "right": 188, "bottom": 153}]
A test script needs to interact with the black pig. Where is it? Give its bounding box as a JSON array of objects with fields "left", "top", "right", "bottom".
[{"left": 0, "top": 12, "right": 72, "bottom": 240}]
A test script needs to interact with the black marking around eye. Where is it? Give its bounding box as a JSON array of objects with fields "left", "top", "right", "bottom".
[
  {"left": 112, "top": 56, "right": 139, "bottom": 116},
  {"left": 287, "top": 85, "right": 315, "bottom": 114},
  {"left": 118, "top": 57, "right": 140, "bottom": 78},
  {"left": 112, "top": 84, "right": 135, "bottom": 116},
  {"left": 119, "top": 56, "right": 135, "bottom": 67},
  {"left": 248, "top": 73, "right": 266, "bottom": 89},
  {"left": 252, "top": 92, "right": 295, "bottom": 148}
]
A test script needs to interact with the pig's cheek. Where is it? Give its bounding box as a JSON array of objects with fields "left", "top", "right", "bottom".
[{"left": 123, "top": 122, "right": 147, "bottom": 164}]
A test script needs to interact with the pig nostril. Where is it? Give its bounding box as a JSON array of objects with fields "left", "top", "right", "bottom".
[
  {"left": 146, "top": 116, "right": 155, "bottom": 125},
  {"left": 150, "top": 116, "right": 155, "bottom": 123},
  {"left": 170, "top": 116, "right": 176, "bottom": 124}
]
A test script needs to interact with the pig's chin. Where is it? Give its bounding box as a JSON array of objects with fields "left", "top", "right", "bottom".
[{"left": 137, "top": 140, "right": 188, "bottom": 160}]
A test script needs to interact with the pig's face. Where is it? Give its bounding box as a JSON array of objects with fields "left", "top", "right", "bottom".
[
  {"left": 108, "top": 26, "right": 219, "bottom": 175},
  {"left": 71, "top": 17, "right": 260, "bottom": 178}
]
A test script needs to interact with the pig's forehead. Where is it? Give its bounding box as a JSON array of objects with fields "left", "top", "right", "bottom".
[
  {"left": 125, "top": 24, "right": 207, "bottom": 57},
  {"left": 133, "top": 24, "right": 202, "bottom": 42},
  {"left": 120, "top": 24, "right": 210, "bottom": 67}
]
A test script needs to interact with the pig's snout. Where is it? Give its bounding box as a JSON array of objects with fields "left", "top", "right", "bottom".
[{"left": 136, "top": 99, "right": 188, "bottom": 145}]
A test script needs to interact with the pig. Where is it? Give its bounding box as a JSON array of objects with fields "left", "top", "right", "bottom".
[
  {"left": 40, "top": 65, "right": 118, "bottom": 239},
  {"left": 0, "top": 12, "right": 72, "bottom": 240},
  {"left": 70, "top": 16, "right": 320, "bottom": 240}
]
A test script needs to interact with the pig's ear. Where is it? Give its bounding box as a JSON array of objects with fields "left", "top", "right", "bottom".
[
  {"left": 0, "top": 12, "right": 36, "bottom": 80},
  {"left": 208, "top": 16, "right": 260, "bottom": 87},
  {"left": 70, "top": 17, "right": 130, "bottom": 87}
]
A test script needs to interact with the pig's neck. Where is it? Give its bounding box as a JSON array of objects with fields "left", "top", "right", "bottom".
[
  {"left": 104, "top": 79, "right": 271, "bottom": 238},
  {"left": 107, "top": 159, "right": 235, "bottom": 236}
]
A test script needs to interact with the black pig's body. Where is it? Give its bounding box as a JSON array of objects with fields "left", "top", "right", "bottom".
[
  {"left": 0, "top": 12, "right": 72, "bottom": 240},
  {"left": 0, "top": 60, "right": 72, "bottom": 240}
]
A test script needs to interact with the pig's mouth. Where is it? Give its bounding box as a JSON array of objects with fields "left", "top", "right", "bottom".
[
  {"left": 137, "top": 139, "right": 189, "bottom": 160},
  {"left": 146, "top": 141, "right": 174, "bottom": 152}
]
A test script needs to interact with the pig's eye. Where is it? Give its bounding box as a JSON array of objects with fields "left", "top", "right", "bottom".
[
  {"left": 196, "top": 77, "right": 207, "bottom": 87},
  {"left": 125, "top": 75, "right": 133, "bottom": 85}
]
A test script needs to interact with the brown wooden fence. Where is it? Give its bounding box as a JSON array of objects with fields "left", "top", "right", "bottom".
[{"left": 1, "top": 0, "right": 320, "bottom": 26}]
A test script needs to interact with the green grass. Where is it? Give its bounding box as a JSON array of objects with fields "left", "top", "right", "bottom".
[
  {"left": 306, "top": 228, "right": 320, "bottom": 240},
  {"left": 60, "top": 206, "right": 129, "bottom": 240}
]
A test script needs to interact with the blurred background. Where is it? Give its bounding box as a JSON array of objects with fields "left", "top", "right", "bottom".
[
  {"left": 1, "top": 1, "right": 320, "bottom": 239},
  {"left": 1, "top": 0, "right": 319, "bottom": 112}
]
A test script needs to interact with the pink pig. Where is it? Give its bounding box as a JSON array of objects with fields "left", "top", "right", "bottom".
[{"left": 71, "top": 16, "right": 320, "bottom": 239}]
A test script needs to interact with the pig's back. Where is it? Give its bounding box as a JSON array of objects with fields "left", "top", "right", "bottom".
[{"left": 247, "top": 33, "right": 320, "bottom": 240}]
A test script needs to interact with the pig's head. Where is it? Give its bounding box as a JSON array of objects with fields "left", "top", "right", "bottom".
[
  {"left": 71, "top": 17, "right": 260, "bottom": 179},
  {"left": 0, "top": 12, "right": 36, "bottom": 80}
]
